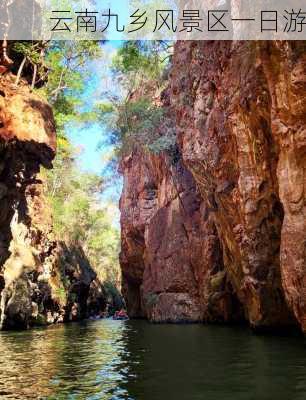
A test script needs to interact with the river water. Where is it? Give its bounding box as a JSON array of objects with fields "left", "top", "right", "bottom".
[{"left": 0, "top": 319, "right": 305, "bottom": 400}]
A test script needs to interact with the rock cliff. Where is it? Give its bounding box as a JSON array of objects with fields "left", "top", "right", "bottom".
[
  {"left": 120, "top": 149, "right": 243, "bottom": 324},
  {"left": 0, "top": 73, "right": 106, "bottom": 329},
  {"left": 120, "top": 41, "right": 306, "bottom": 333}
]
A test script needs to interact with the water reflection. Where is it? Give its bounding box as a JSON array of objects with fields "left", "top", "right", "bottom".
[
  {"left": 0, "top": 320, "right": 305, "bottom": 399},
  {"left": 0, "top": 320, "right": 130, "bottom": 399},
  {"left": 123, "top": 323, "right": 306, "bottom": 400}
]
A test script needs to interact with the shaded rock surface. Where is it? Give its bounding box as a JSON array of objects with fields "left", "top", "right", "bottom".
[
  {"left": 120, "top": 149, "right": 243, "bottom": 323},
  {"left": 0, "top": 74, "right": 106, "bottom": 330},
  {"left": 120, "top": 41, "right": 306, "bottom": 332}
]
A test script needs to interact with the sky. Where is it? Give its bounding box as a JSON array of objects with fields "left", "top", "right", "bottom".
[
  {"left": 67, "top": 41, "right": 120, "bottom": 172},
  {"left": 66, "top": 41, "right": 123, "bottom": 223}
]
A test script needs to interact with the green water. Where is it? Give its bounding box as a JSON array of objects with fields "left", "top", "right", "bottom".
[{"left": 0, "top": 320, "right": 305, "bottom": 400}]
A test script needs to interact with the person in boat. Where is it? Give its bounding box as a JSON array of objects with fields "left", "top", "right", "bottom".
[{"left": 114, "top": 309, "right": 128, "bottom": 320}]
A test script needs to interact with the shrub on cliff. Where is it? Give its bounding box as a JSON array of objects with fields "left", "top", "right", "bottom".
[{"left": 96, "top": 41, "right": 176, "bottom": 160}]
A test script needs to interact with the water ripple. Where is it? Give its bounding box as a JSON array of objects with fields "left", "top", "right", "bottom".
[{"left": 0, "top": 321, "right": 306, "bottom": 399}]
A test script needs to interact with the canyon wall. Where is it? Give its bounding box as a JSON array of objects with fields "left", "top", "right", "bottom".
[
  {"left": 120, "top": 149, "right": 243, "bottom": 323},
  {"left": 0, "top": 73, "right": 106, "bottom": 329},
  {"left": 120, "top": 41, "right": 306, "bottom": 332}
]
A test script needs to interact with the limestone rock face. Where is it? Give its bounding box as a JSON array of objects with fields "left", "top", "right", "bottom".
[
  {"left": 0, "top": 74, "right": 106, "bottom": 330},
  {"left": 259, "top": 42, "right": 306, "bottom": 332},
  {"left": 120, "top": 41, "right": 306, "bottom": 332},
  {"left": 169, "top": 41, "right": 305, "bottom": 330},
  {"left": 120, "top": 149, "right": 243, "bottom": 323},
  {"left": 0, "top": 74, "right": 56, "bottom": 166}
]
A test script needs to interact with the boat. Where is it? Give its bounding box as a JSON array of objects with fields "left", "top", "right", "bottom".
[{"left": 113, "top": 310, "right": 129, "bottom": 320}]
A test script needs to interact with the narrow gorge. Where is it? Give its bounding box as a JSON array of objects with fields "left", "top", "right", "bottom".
[
  {"left": 0, "top": 40, "right": 305, "bottom": 336},
  {"left": 0, "top": 29, "right": 305, "bottom": 400}
]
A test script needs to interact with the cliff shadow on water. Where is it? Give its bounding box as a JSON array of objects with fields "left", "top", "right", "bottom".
[{"left": 0, "top": 320, "right": 305, "bottom": 399}]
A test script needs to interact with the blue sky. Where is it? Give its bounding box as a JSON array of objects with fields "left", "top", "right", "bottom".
[{"left": 66, "top": 41, "right": 123, "bottom": 219}]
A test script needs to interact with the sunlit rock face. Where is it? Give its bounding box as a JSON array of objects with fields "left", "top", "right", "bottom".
[
  {"left": 169, "top": 41, "right": 306, "bottom": 331},
  {"left": 0, "top": 74, "right": 105, "bottom": 329},
  {"left": 259, "top": 42, "right": 306, "bottom": 332},
  {"left": 120, "top": 41, "right": 306, "bottom": 332},
  {"left": 120, "top": 148, "right": 243, "bottom": 323}
]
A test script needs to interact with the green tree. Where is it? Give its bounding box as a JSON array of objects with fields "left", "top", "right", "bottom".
[
  {"left": 37, "top": 41, "right": 121, "bottom": 288},
  {"left": 96, "top": 41, "right": 175, "bottom": 160}
]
